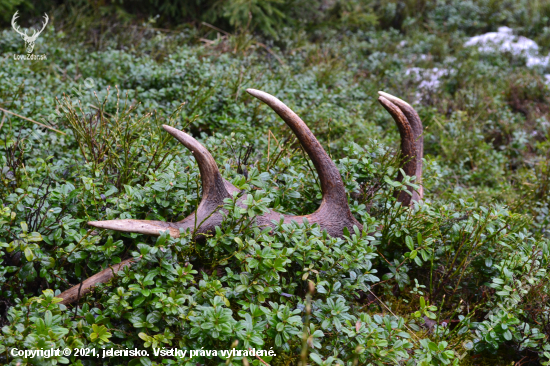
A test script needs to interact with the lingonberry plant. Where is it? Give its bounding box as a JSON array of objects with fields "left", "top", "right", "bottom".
[{"left": 1, "top": 1, "right": 550, "bottom": 365}]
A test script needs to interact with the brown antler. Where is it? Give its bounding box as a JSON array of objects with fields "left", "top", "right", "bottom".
[
  {"left": 57, "top": 258, "right": 136, "bottom": 305},
  {"left": 245, "top": 89, "right": 362, "bottom": 237},
  {"left": 57, "top": 90, "right": 423, "bottom": 305},
  {"left": 88, "top": 126, "right": 241, "bottom": 238},
  {"left": 378, "top": 92, "right": 423, "bottom": 204}
]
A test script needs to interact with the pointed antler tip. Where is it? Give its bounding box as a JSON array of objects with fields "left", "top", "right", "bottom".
[
  {"left": 377, "top": 95, "right": 392, "bottom": 106},
  {"left": 162, "top": 125, "right": 188, "bottom": 139},
  {"left": 162, "top": 125, "right": 194, "bottom": 145},
  {"left": 378, "top": 91, "right": 411, "bottom": 107},
  {"left": 246, "top": 88, "right": 268, "bottom": 100},
  {"left": 246, "top": 89, "right": 283, "bottom": 108}
]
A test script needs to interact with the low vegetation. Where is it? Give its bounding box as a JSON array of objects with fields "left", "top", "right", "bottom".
[{"left": 1, "top": 1, "right": 549, "bottom": 365}]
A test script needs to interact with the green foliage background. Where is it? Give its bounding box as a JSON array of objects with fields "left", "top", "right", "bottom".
[{"left": 1, "top": 0, "right": 550, "bottom": 365}]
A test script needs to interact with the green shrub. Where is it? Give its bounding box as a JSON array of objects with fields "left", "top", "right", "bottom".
[{"left": 2, "top": 1, "right": 550, "bottom": 364}]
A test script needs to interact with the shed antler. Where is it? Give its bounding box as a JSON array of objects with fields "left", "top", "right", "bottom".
[
  {"left": 87, "top": 126, "right": 240, "bottom": 239},
  {"left": 57, "top": 90, "right": 423, "bottom": 304},
  {"left": 246, "top": 89, "right": 362, "bottom": 237},
  {"left": 378, "top": 92, "right": 424, "bottom": 204}
]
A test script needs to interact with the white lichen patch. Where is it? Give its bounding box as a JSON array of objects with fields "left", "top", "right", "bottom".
[
  {"left": 406, "top": 67, "right": 450, "bottom": 92},
  {"left": 464, "top": 26, "right": 550, "bottom": 81},
  {"left": 464, "top": 27, "right": 539, "bottom": 58},
  {"left": 409, "top": 27, "right": 550, "bottom": 97}
]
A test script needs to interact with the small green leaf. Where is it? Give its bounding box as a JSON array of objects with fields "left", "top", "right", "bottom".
[
  {"left": 133, "top": 296, "right": 146, "bottom": 307},
  {"left": 405, "top": 236, "right": 414, "bottom": 251},
  {"left": 24, "top": 247, "right": 34, "bottom": 261}
]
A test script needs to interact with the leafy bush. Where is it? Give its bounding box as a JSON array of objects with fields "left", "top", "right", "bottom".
[{"left": 1, "top": 1, "right": 550, "bottom": 365}]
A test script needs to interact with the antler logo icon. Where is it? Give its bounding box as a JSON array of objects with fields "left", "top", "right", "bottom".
[{"left": 11, "top": 11, "right": 49, "bottom": 54}]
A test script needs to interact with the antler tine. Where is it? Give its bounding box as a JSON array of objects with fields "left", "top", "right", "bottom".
[
  {"left": 378, "top": 93, "right": 423, "bottom": 205},
  {"left": 246, "top": 89, "right": 362, "bottom": 237},
  {"left": 246, "top": 89, "right": 348, "bottom": 208},
  {"left": 379, "top": 92, "right": 423, "bottom": 200},
  {"left": 87, "top": 219, "right": 180, "bottom": 237},
  {"left": 88, "top": 126, "right": 238, "bottom": 237},
  {"left": 162, "top": 125, "right": 236, "bottom": 201},
  {"left": 35, "top": 13, "right": 49, "bottom": 37},
  {"left": 57, "top": 258, "right": 137, "bottom": 305},
  {"left": 11, "top": 11, "right": 27, "bottom": 37}
]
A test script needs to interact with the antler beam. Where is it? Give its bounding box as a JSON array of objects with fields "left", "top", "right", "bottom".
[{"left": 57, "top": 258, "right": 137, "bottom": 305}]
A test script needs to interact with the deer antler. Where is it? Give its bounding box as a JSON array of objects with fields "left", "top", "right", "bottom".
[
  {"left": 57, "top": 90, "right": 423, "bottom": 304},
  {"left": 11, "top": 11, "right": 28, "bottom": 38},
  {"left": 378, "top": 92, "right": 424, "bottom": 204},
  {"left": 245, "top": 89, "right": 362, "bottom": 236},
  {"left": 88, "top": 126, "right": 241, "bottom": 238}
]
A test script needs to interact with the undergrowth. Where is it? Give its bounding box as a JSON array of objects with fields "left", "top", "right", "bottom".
[{"left": 1, "top": 1, "right": 550, "bottom": 365}]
